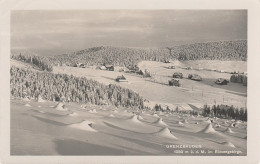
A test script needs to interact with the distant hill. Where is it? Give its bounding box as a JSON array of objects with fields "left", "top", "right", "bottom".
[
  {"left": 172, "top": 40, "right": 247, "bottom": 61},
  {"left": 11, "top": 40, "right": 247, "bottom": 68}
]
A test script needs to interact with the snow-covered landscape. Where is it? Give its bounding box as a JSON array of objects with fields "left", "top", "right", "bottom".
[
  {"left": 10, "top": 10, "right": 248, "bottom": 156},
  {"left": 11, "top": 97, "right": 247, "bottom": 155},
  {"left": 11, "top": 59, "right": 247, "bottom": 156},
  {"left": 53, "top": 60, "right": 247, "bottom": 109}
]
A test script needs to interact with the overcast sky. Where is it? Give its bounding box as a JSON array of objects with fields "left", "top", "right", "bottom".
[{"left": 11, "top": 10, "right": 247, "bottom": 55}]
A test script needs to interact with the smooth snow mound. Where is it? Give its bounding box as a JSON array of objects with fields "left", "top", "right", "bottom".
[
  {"left": 127, "top": 115, "right": 142, "bottom": 123},
  {"left": 37, "top": 95, "right": 45, "bottom": 102},
  {"left": 89, "top": 109, "right": 97, "bottom": 113},
  {"left": 138, "top": 115, "right": 144, "bottom": 120},
  {"left": 152, "top": 113, "right": 159, "bottom": 117},
  {"left": 198, "top": 123, "right": 216, "bottom": 134},
  {"left": 109, "top": 114, "right": 115, "bottom": 117},
  {"left": 68, "top": 120, "right": 97, "bottom": 132},
  {"left": 177, "top": 121, "right": 183, "bottom": 125},
  {"left": 24, "top": 103, "right": 31, "bottom": 107},
  {"left": 153, "top": 117, "right": 168, "bottom": 126},
  {"left": 113, "top": 110, "right": 118, "bottom": 113},
  {"left": 68, "top": 112, "right": 78, "bottom": 117},
  {"left": 224, "top": 127, "right": 234, "bottom": 133},
  {"left": 221, "top": 142, "right": 236, "bottom": 148},
  {"left": 55, "top": 103, "right": 67, "bottom": 111},
  {"left": 157, "top": 127, "right": 177, "bottom": 139}
]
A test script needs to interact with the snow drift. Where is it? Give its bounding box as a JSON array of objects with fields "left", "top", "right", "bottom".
[
  {"left": 68, "top": 120, "right": 97, "bottom": 132},
  {"left": 204, "top": 118, "right": 213, "bottom": 123},
  {"left": 109, "top": 114, "right": 115, "bottom": 117},
  {"left": 89, "top": 109, "right": 97, "bottom": 113},
  {"left": 127, "top": 115, "right": 142, "bottom": 124},
  {"left": 230, "top": 123, "right": 237, "bottom": 127},
  {"left": 197, "top": 123, "right": 216, "bottom": 134},
  {"left": 156, "top": 127, "right": 177, "bottom": 139},
  {"left": 152, "top": 113, "right": 159, "bottom": 117},
  {"left": 37, "top": 95, "right": 45, "bottom": 102},
  {"left": 177, "top": 121, "right": 183, "bottom": 125},
  {"left": 224, "top": 127, "right": 234, "bottom": 133},
  {"left": 68, "top": 112, "right": 78, "bottom": 117},
  {"left": 55, "top": 102, "right": 67, "bottom": 111},
  {"left": 153, "top": 117, "right": 168, "bottom": 126},
  {"left": 24, "top": 103, "right": 31, "bottom": 107},
  {"left": 138, "top": 115, "right": 144, "bottom": 120},
  {"left": 221, "top": 142, "right": 236, "bottom": 148}
]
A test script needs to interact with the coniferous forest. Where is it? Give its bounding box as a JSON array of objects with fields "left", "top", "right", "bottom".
[
  {"left": 230, "top": 74, "right": 247, "bottom": 86},
  {"left": 10, "top": 66, "right": 144, "bottom": 109},
  {"left": 201, "top": 105, "right": 247, "bottom": 121},
  {"left": 10, "top": 40, "right": 247, "bottom": 121},
  {"left": 11, "top": 53, "right": 53, "bottom": 72},
  {"left": 11, "top": 40, "right": 247, "bottom": 69},
  {"left": 153, "top": 104, "right": 247, "bottom": 121}
]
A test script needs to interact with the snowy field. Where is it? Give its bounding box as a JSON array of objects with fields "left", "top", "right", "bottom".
[
  {"left": 53, "top": 60, "right": 247, "bottom": 109},
  {"left": 11, "top": 60, "right": 247, "bottom": 155},
  {"left": 11, "top": 98, "right": 247, "bottom": 155}
]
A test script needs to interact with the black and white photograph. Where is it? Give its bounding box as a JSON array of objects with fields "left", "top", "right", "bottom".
[
  {"left": 8, "top": 9, "right": 250, "bottom": 156},
  {"left": 0, "top": 0, "right": 259, "bottom": 163}
]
